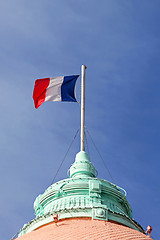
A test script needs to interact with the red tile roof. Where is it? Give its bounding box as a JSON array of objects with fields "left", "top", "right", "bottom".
[{"left": 17, "top": 218, "right": 153, "bottom": 240}]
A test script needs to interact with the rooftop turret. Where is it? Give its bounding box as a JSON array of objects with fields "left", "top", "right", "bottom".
[{"left": 18, "top": 151, "right": 144, "bottom": 237}]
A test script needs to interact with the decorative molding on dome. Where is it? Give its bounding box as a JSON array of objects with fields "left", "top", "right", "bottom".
[
  {"left": 19, "top": 175, "right": 144, "bottom": 236},
  {"left": 34, "top": 177, "right": 131, "bottom": 218}
]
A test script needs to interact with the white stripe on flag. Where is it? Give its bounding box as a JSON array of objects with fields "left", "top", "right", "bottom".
[{"left": 45, "top": 76, "right": 64, "bottom": 102}]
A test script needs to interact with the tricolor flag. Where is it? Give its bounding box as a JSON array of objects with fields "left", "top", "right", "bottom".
[{"left": 33, "top": 75, "right": 79, "bottom": 109}]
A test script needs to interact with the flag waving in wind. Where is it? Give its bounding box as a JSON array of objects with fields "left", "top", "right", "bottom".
[{"left": 33, "top": 75, "right": 79, "bottom": 109}]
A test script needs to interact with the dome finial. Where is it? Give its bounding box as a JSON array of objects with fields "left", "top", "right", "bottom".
[{"left": 69, "top": 151, "right": 96, "bottom": 178}]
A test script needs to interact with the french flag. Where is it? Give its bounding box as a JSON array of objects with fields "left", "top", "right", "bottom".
[{"left": 33, "top": 75, "right": 79, "bottom": 109}]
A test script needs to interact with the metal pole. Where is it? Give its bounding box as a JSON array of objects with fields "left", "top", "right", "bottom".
[{"left": 81, "top": 65, "right": 87, "bottom": 151}]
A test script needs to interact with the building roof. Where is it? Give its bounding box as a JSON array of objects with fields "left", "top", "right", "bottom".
[
  {"left": 17, "top": 218, "right": 152, "bottom": 240},
  {"left": 16, "top": 151, "right": 152, "bottom": 239}
]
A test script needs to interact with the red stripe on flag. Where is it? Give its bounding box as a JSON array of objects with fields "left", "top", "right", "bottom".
[{"left": 33, "top": 78, "right": 50, "bottom": 108}]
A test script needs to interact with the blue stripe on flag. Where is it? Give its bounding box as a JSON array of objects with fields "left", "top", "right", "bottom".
[{"left": 61, "top": 75, "right": 79, "bottom": 102}]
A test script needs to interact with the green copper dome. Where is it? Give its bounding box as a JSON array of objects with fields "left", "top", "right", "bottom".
[{"left": 18, "top": 151, "right": 144, "bottom": 236}]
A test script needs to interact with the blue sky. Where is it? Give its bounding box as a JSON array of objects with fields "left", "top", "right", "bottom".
[{"left": 0, "top": 1, "right": 159, "bottom": 239}]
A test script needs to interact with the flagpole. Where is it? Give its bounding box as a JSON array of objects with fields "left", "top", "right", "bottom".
[{"left": 81, "top": 65, "right": 87, "bottom": 151}]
